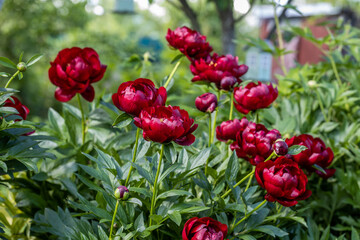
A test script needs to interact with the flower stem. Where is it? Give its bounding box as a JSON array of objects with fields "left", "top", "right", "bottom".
[
  {"left": 273, "top": 3, "right": 287, "bottom": 76},
  {"left": 210, "top": 91, "right": 221, "bottom": 144},
  {"left": 109, "top": 199, "right": 120, "bottom": 240},
  {"left": 77, "top": 94, "right": 86, "bottom": 145},
  {"left": 164, "top": 59, "right": 182, "bottom": 89},
  {"left": 125, "top": 128, "right": 141, "bottom": 186},
  {"left": 230, "top": 200, "right": 267, "bottom": 233},
  {"left": 229, "top": 92, "right": 234, "bottom": 120},
  {"left": 205, "top": 113, "right": 212, "bottom": 176},
  {"left": 4, "top": 70, "right": 19, "bottom": 88},
  {"left": 244, "top": 166, "right": 255, "bottom": 192},
  {"left": 221, "top": 152, "right": 275, "bottom": 199},
  {"left": 149, "top": 144, "right": 165, "bottom": 226},
  {"left": 315, "top": 89, "right": 329, "bottom": 122}
]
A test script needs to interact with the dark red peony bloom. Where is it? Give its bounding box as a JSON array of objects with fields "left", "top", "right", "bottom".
[
  {"left": 190, "top": 54, "right": 248, "bottom": 90},
  {"left": 134, "top": 105, "right": 198, "bottom": 146},
  {"left": 4, "top": 96, "right": 29, "bottom": 121},
  {"left": 286, "top": 134, "right": 335, "bottom": 179},
  {"left": 195, "top": 93, "right": 217, "bottom": 113},
  {"left": 233, "top": 81, "right": 278, "bottom": 114},
  {"left": 112, "top": 78, "right": 167, "bottom": 117},
  {"left": 255, "top": 157, "right": 312, "bottom": 207},
  {"left": 182, "top": 217, "right": 228, "bottom": 240},
  {"left": 232, "top": 122, "right": 281, "bottom": 165},
  {"left": 48, "top": 47, "right": 107, "bottom": 102},
  {"left": 216, "top": 117, "right": 249, "bottom": 142},
  {"left": 166, "top": 26, "right": 213, "bottom": 60}
]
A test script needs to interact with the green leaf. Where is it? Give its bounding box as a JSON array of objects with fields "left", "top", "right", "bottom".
[
  {"left": 98, "top": 226, "right": 108, "bottom": 240},
  {"left": 352, "top": 227, "right": 360, "bottom": 240},
  {"left": 112, "top": 113, "right": 133, "bottom": 128},
  {"left": 170, "top": 54, "right": 184, "bottom": 64},
  {"left": 0, "top": 161, "right": 7, "bottom": 173},
  {"left": 18, "top": 72, "right": 23, "bottom": 80},
  {"left": 320, "top": 225, "right": 330, "bottom": 240},
  {"left": 127, "top": 197, "right": 143, "bottom": 207},
  {"left": 288, "top": 145, "right": 307, "bottom": 155},
  {"left": 189, "top": 147, "right": 211, "bottom": 169},
  {"left": 0, "top": 57, "right": 17, "bottom": 69},
  {"left": 313, "top": 164, "right": 327, "bottom": 175},
  {"left": 134, "top": 213, "right": 146, "bottom": 232},
  {"left": 19, "top": 52, "right": 24, "bottom": 62},
  {"left": 26, "top": 54, "right": 43, "bottom": 67},
  {"left": 168, "top": 211, "right": 182, "bottom": 226},
  {"left": 0, "top": 72, "right": 10, "bottom": 78},
  {"left": 239, "top": 235, "right": 257, "bottom": 240},
  {"left": 180, "top": 206, "right": 210, "bottom": 214},
  {"left": 157, "top": 190, "right": 192, "bottom": 199},
  {"left": 225, "top": 151, "right": 239, "bottom": 182},
  {"left": 164, "top": 143, "right": 177, "bottom": 163},
  {"left": 253, "top": 225, "right": 288, "bottom": 237}
]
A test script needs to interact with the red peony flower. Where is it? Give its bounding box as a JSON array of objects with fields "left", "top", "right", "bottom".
[
  {"left": 166, "top": 26, "right": 213, "bottom": 60},
  {"left": 286, "top": 134, "right": 335, "bottom": 179},
  {"left": 112, "top": 78, "right": 167, "bottom": 117},
  {"left": 195, "top": 92, "right": 217, "bottom": 113},
  {"left": 255, "top": 156, "right": 312, "bottom": 207},
  {"left": 232, "top": 122, "right": 281, "bottom": 165},
  {"left": 182, "top": 217, "right": 228, "bottom": 240},
  {"left": 233, "top": 81, "right": 278, "bottom": 114},
  {"left": 190, "top": 54, "right": 248, "bottom": 91},
  {"left": 134, "top": 105, "right": 198, "bottom": 146},
  {"left": 48, "top": 47, "right": 107, "bottom": 102},
  {"left": 4, "top": 96, "right": 29, "bottom": 121},
  {"left": 216, "top": 117, "right": 249, "bottom": 142}
]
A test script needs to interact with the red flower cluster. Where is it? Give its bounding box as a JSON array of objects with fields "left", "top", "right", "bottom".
[
  {"left": 166, "top": 26, "right": 213, "bottom": 61},
  {"left": 182, "top": 217, "right": 228, "bottom": 240},
  {"left": 216, "top": 117, "right": 248, "bottom": 142},
  {"left": 112, "top": 78, "right": 167, "bottom": 116},
  {"left": 255, "top": 157, "right": 312, "bottom": 207},
  {"left": 134, "top": 105, "right": 198, "bottom": 146},
  {"left": 233, "top": 81, "right": 278, "bottom": 114},
  {"left": 286, "top": 134, "right": 335, "bottom": 179},
  {"left": 49, "top": 47, "right": 107, "bottom": 102},
  {"left": 3, "top": 96, "right": 29, "bottom": 121},
  {"left": 231, "top": 121, "right": 282, "bottom": 165},
  {"left": 195, "top": 92, "right": 217, "bottom": 113},
  {"left": 190, "top": 54, "right": 248, "bottom": 90}
]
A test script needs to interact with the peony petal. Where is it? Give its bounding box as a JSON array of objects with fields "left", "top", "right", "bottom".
[
  {"left": 55, "top": 88, "right": 76, "bottom": 102},
  {"left": 81, "top": 85, "right": 95, "bottom": 102}
]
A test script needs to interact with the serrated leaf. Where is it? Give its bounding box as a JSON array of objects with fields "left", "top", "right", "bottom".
[
  {"left": 0, "top": 57, "right": 17, "bottom": 69},
  {"left": 288, "top": 145, "right": 307, "bottom": 155},
  {"left": 26, "top": 54, "right": 43, "bottom": 67}
]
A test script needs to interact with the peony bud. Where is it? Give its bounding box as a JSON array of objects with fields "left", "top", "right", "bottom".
[
  {"left": 114, "top": 186, "right": 129, "bottom": 200},
  {"left": 273, "top": 139, "right": 288, "bottom": 156},
  {"left": 220, "top": 76, "right": 237, "bottom": 91},
  {"left": 195, "top": 93, "right": 217, "bottom": 113},
  {"left": 17, "top": 62, "right": 27, "bottom": 72}
]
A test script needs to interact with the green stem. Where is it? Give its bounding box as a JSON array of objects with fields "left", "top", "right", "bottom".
[
  {"left": 273, "top": 4, "right": 287, "bottom": 76},
  {"left": 327, "top": 53, "right": 342, "bottom": 86},
  {"left": 221, "top": 152, "right": 275, "bottom": 199},
  {"left": 164, "top": 59, "right": 182, "bottom": 89},
  {"left": 109, "top": 200, "right": 120, "bottom": 240},
  {"left": 210, "top": 91, "right": 221, "bottom": 144},
  {"left": 315, "top": 90, "right": 329, "bottom": 122},
  {"left": 205, "top": 113, "right": 212, "bottom": 176},
  {"left": 231, "top": 200, "right": 267, "bottom": 233},
  {"left": 125, "top": 128, "right": 141, "bottom": 186},
  {"left": 4, "top": 70, "right": 19, "bottom": 88},
  {"left": 149, "top": 144, "right": 165, "bottom": 226},
  {"left": 77, "top": 94, "right": 86, "bottom": 145},
  {"left": 244, "top": 166, "right": 255, "bottom": 192},
  {"left": 229, "top": 92, "right": 234, "bottom": 120}
]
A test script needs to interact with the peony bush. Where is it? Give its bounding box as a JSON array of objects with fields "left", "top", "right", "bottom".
[{"left": 1, "top": 23, "right": 359, "bottom": 240}]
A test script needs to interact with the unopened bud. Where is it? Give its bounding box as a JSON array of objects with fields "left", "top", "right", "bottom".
[
  {"left": 273, "top": 139, "right": 288, "bottom": 156},
  {"left": 114, "top": 186, "right": 129, "bottom": 200},
  {"left": 17, "top": 62, "right": 27, "bottom": 72}
]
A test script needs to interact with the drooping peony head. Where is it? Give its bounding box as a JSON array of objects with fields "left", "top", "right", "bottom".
[
  {"left": 195, "top": 92, "right": 217, "bottom": 113},
  {"left": 232, "top": 122, "right": 281, "bottom": 165},
  {"left": 255, "top": 156, "right": 312, "bottom": 207},
  {"left": 48, "top": 47, "right": 107, "bottom": 102},
  {"left": 233, "top": 81, "right": 278, "bottom": 114},
  {"left": 134, "top": 105, "right": 198, "bottom": 146},
  {"left": 4, "top": 96, "right": 29, "bottom": 121},
  {"left": 216, "top": 117, "right": 249, "bottom": 142},
  {"left": 286, "top": 134, "right": 335, "bottom": 179},
  {"left": 190, "top": 54, "right": 248, "bottom": 91},
  {"left": 112, "top": 78, "right": 167, "bottom": 117},
  {"left": 182, "top": 217, "right": 228, "bottom": 240},
  {"left": 166, "top": 26, "right": 213, "bottom": 60}
]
